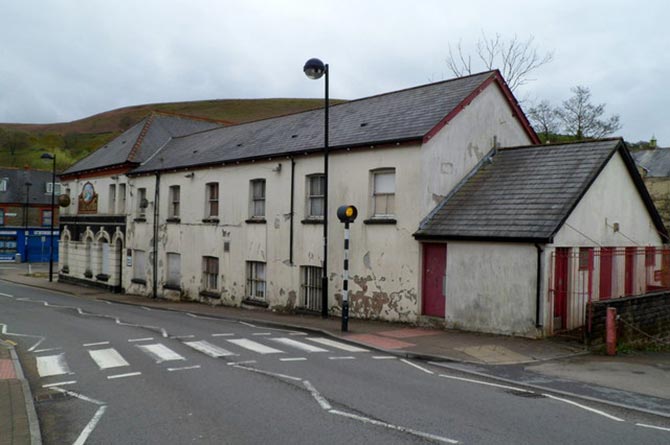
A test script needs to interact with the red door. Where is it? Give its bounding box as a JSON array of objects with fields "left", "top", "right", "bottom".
[
  {"left": 624, "top": 247, "right": 636, "bottom": 295},
  {"left": 599, "top": 247, "right": 613, "bottom": 300},
  {"left": 553, "top": 248, "right": 569, "bottom": 330},
  {"left": 422, "top": 243, "right": 446, "bottom": 317}
]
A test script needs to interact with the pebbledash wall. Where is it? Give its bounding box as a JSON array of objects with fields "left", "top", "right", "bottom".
[{"left": 113, "top": 81, "right": 531, "bottom": 322}]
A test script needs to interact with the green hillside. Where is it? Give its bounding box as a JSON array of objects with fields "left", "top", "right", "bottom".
[{"left": 0, "top": 98, "right": 342, "bottom": 171}]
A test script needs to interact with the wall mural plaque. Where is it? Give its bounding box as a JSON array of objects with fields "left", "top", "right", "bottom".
[{"left": 78, "top": 182, "right": 98, "bottom": 214}]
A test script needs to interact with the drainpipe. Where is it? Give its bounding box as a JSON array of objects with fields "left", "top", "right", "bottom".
[
  {"left": 152, "top": 172, "right": 160, "bottom": 299},
  {"left": 535, "top": 243, "right": 544, "bottom": 328},
  {"left": 289, "top": 157, "right": 295, "bottom": 265}
]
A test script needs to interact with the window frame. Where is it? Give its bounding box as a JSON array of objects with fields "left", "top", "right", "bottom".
[
  {"left": 300, "top": 265, "right": 322, "bottom": 311},
  {"left": 306, "top": 174, "right": 325, "bottom": 219},
  {"left": 371, "top": 168, "right": 396, "bottom": 218},
  {"left": 109, "top": 184, "right": 116, "bottom": 214},
  {"left": 249, "top": 179, "right": 266, "bottom": 219},
  {"left": 0, "top": 208, "right": 4, "bottom": 226},
  {"left": 246, "top": 261, "right": 266, "bottom": 300},
  {"left": 41, "top": 209, "right": 53, "bottom": 227},
  {"left": 206, "top": 182, "right": 219, "bottom": 218},
  {"left": 202, "top": 256, "right": 219, "bottom": 292},
  {"left": 136, "top": 188, "right": 147, "bottom": 218},
  {"left": 168, "top": 185, "right": 180, "bottom": 219},
  {"left": 578, "top": 247, "right": 593, "bottom": 271}
]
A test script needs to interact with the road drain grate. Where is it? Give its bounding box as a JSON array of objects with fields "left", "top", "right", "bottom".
[
  {"left": 506, "top": 390, "right": 546, "bottom": 398},
  {"left": 35, "top": 391, "right": 73, "bottom": 403}
]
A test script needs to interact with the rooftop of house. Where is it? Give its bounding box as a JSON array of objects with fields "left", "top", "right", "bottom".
[
  {"left": 632, "top": 147, "right": 670, "bottom": 177},
  {"left": 0, "top": 168, "right": 58, "bottom": 205},
  {"left": 415, "top": 138, "right": 667, "bottom": 243}
]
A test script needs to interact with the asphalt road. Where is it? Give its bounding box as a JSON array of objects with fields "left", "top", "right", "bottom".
[{"left": 2, "top": 281, "right": 669, "bottom": 444}]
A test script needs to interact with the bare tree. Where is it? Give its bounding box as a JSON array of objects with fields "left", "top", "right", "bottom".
[
  {"left": 557, "top": 86, "right": 621, "bottom": 140},
  {"left": 447, "top": 33, "right": 553, "bottom": 92},
  {"left": 527, "top": 100, "right": 560, "bottom": 141}
]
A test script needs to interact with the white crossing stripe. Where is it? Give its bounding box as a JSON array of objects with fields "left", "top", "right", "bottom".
[
  {"left": 306, "top": 337, "right": 368, "bottom": 352},
  {"left": 36, "top": 354, "right": 71, "bottom": 377},
  {"left": 329, "top": 356, "right": 356, "bottom": 360},
  {"left": 227, "top": 339, "right": 284, "bottom": 354},
  {"left": 184, "top": 340, "right": 237, "bottom": 358},
  {"left": 280, "top": 357, "right": 307, "bottom": 362},
  {"left": 107, "top": 372, "right": 142, "bottom": 380},
  {"left": 43, "top": 381, "right": 77, "bottom": 388},
  {"left": 88, "top": 348, "right": 130, "bottom": 370},
  {"left": 272, "top": 337, "right": 328, "bottom": 353},
  {"left": 128, "top": 337, "right": 154, "bottom": 343},
  {"left": 83, "top": 341, "right": 110, "bottom": 347},
  {"left": 211, "top": 333, "right": 235, "bottom": 337},
  {"left": 137, "top": 343, "right": 186, "bottom": 363}
]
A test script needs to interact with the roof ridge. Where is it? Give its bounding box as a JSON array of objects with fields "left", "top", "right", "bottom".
[
  {"left": 127, "top": 113, "right": 157, "bottom": 162},
  {"left": 499, "top": 137, "right": 623, "bottom": 151},
  {"left": 150, "top": 110, "right": 236, "bottom": 126}
]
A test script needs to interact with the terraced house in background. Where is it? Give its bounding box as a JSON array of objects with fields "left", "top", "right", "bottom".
[{"left": 56, "top": 70, "right": 668, "bottom": 338}]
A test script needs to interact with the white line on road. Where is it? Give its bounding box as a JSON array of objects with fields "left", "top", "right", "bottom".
[
  {"left": 272, "top": 337, "right": 328, "bottom": 352},
  {"left": 137, "top": 343, "right": 186, "bottom": 363},
  {"left": 329, "top": 409, "right": 458, "bottom": 444},
  {"left": 211, "top": 333, "right": 235, "bottom": 337},
  {"left": 184, "top": 340, "right": 237, "bottom": 357},
  {"left": 306, "top": 337, "right": 368, "bottom": 352},
  {"left": 280, "top": 357, "right": 307, "bottom": 362},
  {"left": 231, "top": 364, "right": 302, "bottom": 382},
  {"left": 83, "top": 341, "right": 110, "bottom": 347},
  {"left": 36, "top": 354, "right": 71, "bottom": 377},
  {"left": 542, "top": 394, "right": 624, "bottom": 422},
  {"left": 27, "top": 337, "right": 45, "bottom": 352},
  {"left": 0, "top": 292, "right": 13, "bottom": 298},
  {"left": 252, "top": 332, "right": 272, "bottom": 336},
  {"left": 303, "top": 380, "right": 332, "bottom": 410},
  {"left": 128, "top": 337, "right": 154, "bottom": 342},
  {"left": 51, "top": 388, "right": 106, "bottom": 445},
  {"left": 328, "top": 356, "right": 355, "bottom": 360},
  {"left": 227, "top": 360, "right": 257, "bottom": 366},
  {"left": 168, "top": 365, "right": 201, "bottom": 372},
  {"left": 289, "top": 332, "right": 308, "bottom": 336},
  {"left": 42, "top": 381, "right": 77, "bottom": 388},
  {"left": 172, "top": 335, "right": 195, "bottom": 339},
  {"left": 636, "top": 423, "right": 670, "bottom": 432},
  {"left": 88, "top": 348, "right": 130, "bottom": 370},
  {"left": 33, "top": 347, "right": 62, "bottom": 353},
  {"left": 400, "top": 359, "right": 434, "bottom": 375},
  {"left": 227, "top": 338, "right": 284, "bottom": 354},
  {"left": 372, "top": 356, "right": 397, "bottom": 360},
  {"left": 107, "top": 372, "right": 142, "bottom": 380},
  {"left": 141, "top": 306, "right": 153, "bottom": 311},
  {"left": 239, "top": 321, "right": 256, "bottom": 328},
  {"left": 438, "top": 374, "right": 532, "bottom": 393}
]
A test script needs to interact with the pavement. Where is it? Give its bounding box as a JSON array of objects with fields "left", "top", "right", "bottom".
[{"left": 1, "top": 262, "right": 670, "bottom": 442}]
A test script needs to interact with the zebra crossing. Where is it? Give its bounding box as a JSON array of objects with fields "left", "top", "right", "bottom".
[{"left": 34, "top": 335, "right": 372, "bottom": 383}]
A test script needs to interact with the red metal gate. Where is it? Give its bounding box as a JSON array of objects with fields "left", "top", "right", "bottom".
[{"left": 422, "top": 243, "right": 446, "bottom": 317}]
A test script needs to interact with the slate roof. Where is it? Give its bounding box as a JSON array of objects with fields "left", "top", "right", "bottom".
[
  {"left": 415, "top": 139, "right": 667, "bottom": 242},
  {"left": 0, "top": 168, "right": 56, "bottom": 205},
  {"left": 632, "top": 148, "right": 670, "bottom": 177},
  {"left": 132, "top": 71, "right": 534, "bottom": 173},
  {"left": 63, "top": 113, "right": 223, "bottom": 175}
]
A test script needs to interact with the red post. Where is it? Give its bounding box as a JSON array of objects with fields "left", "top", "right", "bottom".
[{"left": 606, "top": 307, "right": 617, "bottom": 356}]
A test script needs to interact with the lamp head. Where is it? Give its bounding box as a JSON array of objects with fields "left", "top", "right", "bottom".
[{"left": 303, "top": 58, "right": 326, "bottom": 80}]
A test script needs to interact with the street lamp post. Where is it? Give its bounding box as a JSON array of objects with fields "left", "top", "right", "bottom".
[
  {"left": 304, "top": 57, "right": 330, "bottom": 319},
  {"left": 41, "top": 153, "right": 56, "bottom": 282},
  {"left": 24, "top": 182, "right": 31, "bottom": 263}
]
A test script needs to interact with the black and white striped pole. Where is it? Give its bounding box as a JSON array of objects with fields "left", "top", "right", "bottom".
[{"left": 337, "top": 205, "right": 358, "bottom": 332}]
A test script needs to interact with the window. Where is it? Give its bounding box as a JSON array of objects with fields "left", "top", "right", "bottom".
[
  {"left": 46, "top": 182, "right": 62, "bottom": 195},
  {"left": 137, "top": 188, "right": 147, "bottom": 217},
  {"left": 133, "top": 250, "right": 146, "bottom": 282},
  {"left": 109, "top": 184, "right": 116, "bottom": 213},
  {"left": 119, "top": 184, "right": 127, "bottom": 214},
  {"left": 0, "top": 178, "right": 7, "bottom": 192},
  {"left": 206, "top": 183, "right": 219, "bottom": 217},
  {"left": 246, "top": 261, "right": 266, "bottom": 300},
  {"left": 41, "top": 209, "right": 53, "bottom": 227},
  {"left": 372, "top": 169, "right": 395, "bottom": 217},
  {"left": 202, "top": 256, "right": 219, "bottom": 291},
  {"left": 645, "top": 246, "right": 656, "bottom": 267},
  {"left": 169, "top": 185, "right": 180, "bottom": 219},
  {"left": 306, "top": 175, "right": 325, "bottom": 218},
  {"left": 578, "top": 247, "right": 592, "bottom": 271},
  {"left": 166, "top": 253, "right": 181, "bottom": 288},
  {"left": 0, "top": 209, "right": 4, "bottom": 226},
  {"left": 300, "top": 266, "right": 322, "bottom": 311},
  {"left": 250, "top": 179, "right": 265, "bottom": 218}
]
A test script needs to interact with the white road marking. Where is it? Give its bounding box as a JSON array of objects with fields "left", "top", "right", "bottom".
[
  {"left": 33, "top": 347, "right": 62, "bottom": 353},
  {"left": 172, "top": 335, "right": 195, "bottom": 339},
  {"left": 42, "top": 381, "right": 77, "bottom": 388},
  {"left": 0, "top": 323, "right": 46, "bottom": 352},
  {"left": 289, "top": 332, "right": 308, "bottom": 336},
  {"left": 128, "top": 337, "right": 154, "bottom": 343},
  {"left": 252, "top": 332, "right": 272, "bottom": 336},
  {"left": 168, "top": 365, "right": 201, "bottom": 372},
  {"left": 184, "top": 340, "right": 237, "bottom": 357},
  {"left": 306, "top": 337, "right": 368, "bottom": 352},
  {"left": 543, "top": 394, "right": 624, "bottom": 422},
  {"left": 636, "top": 423, "right": 670, "bottom": 432},
  {"left": 211, "top": 333, "right": 235, "bottom": 337},
  {"left": 329, "top": 409, "right": 458, "bottom": 444},
  {"left": 231, "top": 364, "right": 302, "bottom": 381},
  {"left": 227, "top": 339, "right": 284, "bottom": 354},
  {"left": 141, "top": 306, "right": 153, "bottom": 311},
  {"left": 74, "top": 405, "right": 107, "bottom": 445},
  {"left": 227, "top": 360, "right": 257, "bottom": 366},
  {"left": 329, "top": 356, "right": 356, "bottom": 360},
  {"left": 280, "top": 357, "right": 307, "bottom": 362},
  {"left": 438, "top": 374, "right": 532, "bottom": 393},
  {"left": 303, "top": 380, "right": 332, "bottom": 410},
  {"left": 372, "top": 356, "right": 396, "bottom": 360},
  {"left": 137, "top": 343, "right": 186, "bottom": 363},
  {"left": 36, "top": 354, "right": 71, "bottom": 377},
  {"left": 0, "top": 292, "right": 14, "bottom": 298},
  {"left": 239, "top": 321, "right": 256, "bottom": 327},
  {"left": 27, "top": 337, "right": 45, "bottom": 352},
  {"left": 272, "top": 337, "right": 328, "bottom": 352},
  {"left": 88, "top": 348, "right": 130, "bottom": 370},
  {"left": 83, "top": 341, "right": 110, "bottom": 347},
  {"left": 400, "top": 359, "right": 434, "bottom": 375},
  {"left": 107, "top": 372, "right": 142, "bottom": 380}
]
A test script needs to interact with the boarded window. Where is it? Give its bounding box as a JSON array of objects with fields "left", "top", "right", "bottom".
[
  {"left": 133, "top": 250, "right": 146, "bottom": 280},
  {"left": 119, "top": 184, "right": 127, "bottom": 214},
  {"left": 246, "top": 261, "right": 266, "bottom": 300},
  {"left": 166, "top": 253, "right": 181, "bottom": 288},
  {"left": 109, "top": 184, "right": 116, "bottom": 213}
]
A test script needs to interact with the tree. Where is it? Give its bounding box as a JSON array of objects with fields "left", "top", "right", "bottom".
[
  {"left": 556, "top": 86, "right": 621, "bottom": 140},
  {"left": 527, "top": 100, "right": 559, "bottom": 141},
  {"left": 0, "top": 129, "right": 30, "bottom": 165},
  {"left": 446, "top": 32, "right": 553, "bottom": 92}
]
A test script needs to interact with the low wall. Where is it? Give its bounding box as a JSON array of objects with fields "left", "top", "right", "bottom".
[{"left": 587, "top": 292, "right": 670, "bottom": 345}]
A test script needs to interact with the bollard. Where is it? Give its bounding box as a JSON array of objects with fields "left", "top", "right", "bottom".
[{"left": 606, "top": 307, "right": 617, "bottom": 356}]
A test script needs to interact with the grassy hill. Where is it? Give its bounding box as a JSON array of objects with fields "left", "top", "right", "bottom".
[{"left": 0, "top": 98, "right": 342, "bottom": 171}]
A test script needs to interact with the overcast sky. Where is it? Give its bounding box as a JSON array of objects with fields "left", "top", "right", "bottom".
[{"left": 1, "top": 0, "right": 668, "bottom": 144}]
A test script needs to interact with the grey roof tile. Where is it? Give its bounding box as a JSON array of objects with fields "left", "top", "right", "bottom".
[
  {"left": 632, "top": 148, "right": 670, "bottom": 177},
  {"left": 0, "top": 168, "right": 57, "bottom": 205}
]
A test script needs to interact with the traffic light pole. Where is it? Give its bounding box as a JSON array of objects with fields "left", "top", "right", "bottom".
[{"left": 342, "top": 221, "right": 350, "bottom": 332}]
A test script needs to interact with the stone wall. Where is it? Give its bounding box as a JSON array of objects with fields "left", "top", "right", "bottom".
[{"left": 587, "top": 293, "right": 670, "bottom": 345}]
